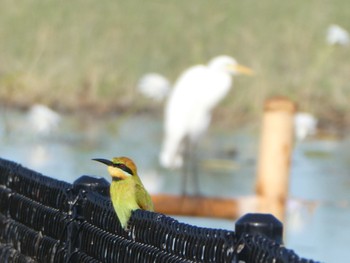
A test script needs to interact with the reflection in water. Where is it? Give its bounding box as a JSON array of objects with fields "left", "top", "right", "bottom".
[
  {"left": 28, "top": 144, "right": 51, "bottom": 169},
  {"left": 1, "top": 110, "right": 349, "bottom": 262}
]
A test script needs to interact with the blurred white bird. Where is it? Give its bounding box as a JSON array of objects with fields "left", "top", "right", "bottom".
[
  {"left": 159, "top": 55, "right": 253, "bottom": 194},
  {"left": 137, "top": 73, "right": 171, "bottom": 102},
  {"left": 294, "top": 112, "right": 318, "bottom": 141},
  {"left": 326, "top": 24, "right": 350, "bottom": 46},
  {"left": 27, "top": 104, "right": 61, "bottom": 136}
]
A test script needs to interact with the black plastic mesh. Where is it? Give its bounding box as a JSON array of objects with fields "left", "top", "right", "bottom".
[
  {"left": 0, "top": 244, "right": 36, "bottom": 263},
  {"left": 234, "top": 233, "right": 317, "bottom": 263},
  {"left": 0, "top": 158, "right": 70, "bottom": 211},
  {"left": 80, "top": 192, "right": 122, "bottom": 235},
  {"left": 0, "top": 158, "right": 318, "bottom": 263},
  {"left": 128, "top": 209, "right": 236, "bottom": 262}
]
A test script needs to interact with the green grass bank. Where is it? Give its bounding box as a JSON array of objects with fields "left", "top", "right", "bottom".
[{"left": 0, "top": 0, "right": 349, "bottom": 127}]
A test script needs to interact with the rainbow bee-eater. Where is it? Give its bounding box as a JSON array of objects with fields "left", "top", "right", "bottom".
[{"left": 93, "top": 156, "right": 154, "bottom": 229}]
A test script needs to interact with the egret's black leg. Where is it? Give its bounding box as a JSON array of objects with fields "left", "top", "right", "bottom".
[
  {"left": 181, "top": 137, "right": 190, "bottom": 195},
  {"left": 189, "top": 142, "right": 201, "bottom": 196}
]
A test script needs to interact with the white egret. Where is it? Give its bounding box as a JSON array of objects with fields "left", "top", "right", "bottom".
[
  {"left": 137, "top": 73, "right": 170, "bottom": 102},
  {"left": 159, "top": 55, "right": 253, "bottom": 194},
  {"left": 294, "top": 112, "right": 318, "bottom": 141},
  {"left": 27, "top": 104, "right": 61, "bottom": 136},
  {"left": 326, "top": 24, "right": 349, "bottom": 46}
]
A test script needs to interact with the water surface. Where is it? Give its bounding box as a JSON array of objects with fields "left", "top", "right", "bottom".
[{"left": 1, "top": 110, "right": 349, "bottom": 262}]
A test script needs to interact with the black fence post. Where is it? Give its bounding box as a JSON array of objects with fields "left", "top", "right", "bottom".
[
  {"left": 234, "top": 213, "right": 283, "bottom": 262},
  {"left": 235, "top": 213, "right": 283, "bottom": 244},
  {"left": 72, "top": 175, "right": 110, "bottom": 197}
]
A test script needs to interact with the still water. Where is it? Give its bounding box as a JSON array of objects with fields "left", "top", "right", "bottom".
[{"left": 1, "top": 109, "right": 350, "bottom": 262}]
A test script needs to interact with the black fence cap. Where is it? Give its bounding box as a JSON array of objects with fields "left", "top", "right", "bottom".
[
  {"left": 235, "top": 213, "right": 283, "bottom": 244},
  {"left": 73, "top": 175, "right": 110, "bottom": 196}
]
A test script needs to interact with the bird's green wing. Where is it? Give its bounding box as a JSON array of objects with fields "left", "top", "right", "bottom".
[{"left": 135, "top": 183, "right": 154, "bottom": 211}]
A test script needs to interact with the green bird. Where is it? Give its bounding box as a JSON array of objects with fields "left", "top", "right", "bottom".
[{"left": 93, "top": 156, "right": 154, "bottom": 229}]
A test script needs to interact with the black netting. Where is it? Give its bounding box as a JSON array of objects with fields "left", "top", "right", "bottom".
[
  {"left": 234, "top": 234, "right": 317, "bottom": 263},
  {"left": 0, "top": 244, "right": 36, "bottom": 263},
  {"left": 128, "top": 210, "right": 236, "bottom": 262},
  {"left": 80, "top": 192, "right": 122, "bottom": 235},
  {"left": 76, "top": 221, "right": 189, "bottom": 263},
  {"left": 0, "top": 158, "right": 70, "bottom": 211},
  {"left": 0, "top": 158, "right": 318, "bottom": 263},
  {"left": 7, "top": 193, "right": 69, "bottom": 240}
]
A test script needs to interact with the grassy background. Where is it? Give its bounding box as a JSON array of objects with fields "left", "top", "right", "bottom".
[{"left": 0, "top": 0, "right": 349, "bottom": 127}]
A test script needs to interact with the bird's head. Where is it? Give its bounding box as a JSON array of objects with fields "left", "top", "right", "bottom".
[
  {"left": 208, "top": 55, "right": 254, "bottom": 76},
  {"left": 93, "top": 156, "right": 137, "bottom": 181}
]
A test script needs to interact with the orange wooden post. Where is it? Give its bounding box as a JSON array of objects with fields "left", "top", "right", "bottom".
[
  {"left": 256, "top": 97, "right": 297, "bottom": 221},
  {"left": 151, "top": 194, "right": 241, "bottom": 219}
]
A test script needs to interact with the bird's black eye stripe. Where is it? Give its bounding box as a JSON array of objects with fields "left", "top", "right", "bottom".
[
  {"left": 112, "top": 177, "right": 122, "bottom": 182},
  {"left": 114, "top": 163, "right": 134, "bottom": 176}
]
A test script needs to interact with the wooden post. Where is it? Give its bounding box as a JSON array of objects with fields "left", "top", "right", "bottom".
[
  {"left": 256, "top": 97, "right": 297, "bottom": 221},
  {"left": 151, "top": 194, "right": 241, "bottom": 219}
]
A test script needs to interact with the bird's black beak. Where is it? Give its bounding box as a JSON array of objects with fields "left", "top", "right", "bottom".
[{"left": 92, "top": 158, "right": 114, "bottom": 166}]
